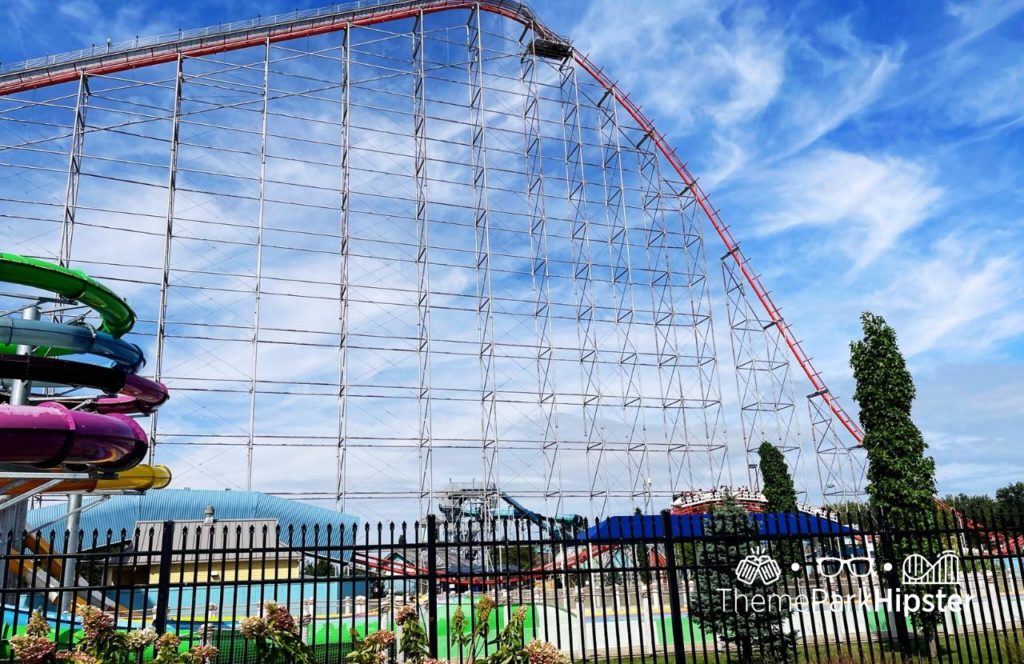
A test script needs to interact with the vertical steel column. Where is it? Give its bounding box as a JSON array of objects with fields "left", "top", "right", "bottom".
[
  {"left": 9, "top": 305, "right": 39, "bottom": 406},
  {"left": 519, "top": 29, "right": 562, "bottom": 515},
  {"left": 467, "top": 6, "right": 499, "bottom": 519},
  {"left": 721, "top": 257, "right": 800, "bottom": 489},
  {"left": 594, "top": 82, "right": 650, "bottom": 512},
  {"left": 58, "top": 72, "right": 90, "bottom": 267},
  {"left": 557, "top": 58, "right": 607, "bottom": 517},
  {"left": 635, "top": 135, "right": 693, "bottom": 492},
  {"left": 150, "top": 55, "right": 185, "bottom": 457},
  {"left": 246, "top": 39, "right": 271, "bottom": 490},
  {"left": 673, "top": 182, "right": 729, "bottom": 487},
  {"left": 413, "top": 12, "right": 434, "bottom": 517},
  {"left": 336, "top": 25, "right": 352, "bottom": 512}
]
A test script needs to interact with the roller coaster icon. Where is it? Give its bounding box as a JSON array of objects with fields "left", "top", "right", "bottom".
[{"left": 902, "top": 550, "right": 960, "bottom": 586}]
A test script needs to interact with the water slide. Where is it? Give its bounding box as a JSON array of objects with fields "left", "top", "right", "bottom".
[
  {"left": 0, "top": 253, "right": 170, "bottom": 473},
  {"left": 0, "top": 464, "right": 172, "bottom": 496},
  {"left": 0, "top": 355, "right": 168, "bottom": 412}
]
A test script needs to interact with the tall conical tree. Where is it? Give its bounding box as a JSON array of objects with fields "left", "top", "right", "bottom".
[
  {"left": 757, "top": 442, "right": 798, "bottom": 513},
  {"left": 850, "top": 312, "right": 936, "bottom": 522},
  {"left": 850, "top": 312, "right": 942, "bottom": 654},
  {"left": 757, "top": 441, "right": 803, "bottom": 570}
]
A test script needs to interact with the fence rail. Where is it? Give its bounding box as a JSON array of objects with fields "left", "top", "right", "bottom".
[{"left": 1, "top": 506, "right": 1022, "bottom": 663}]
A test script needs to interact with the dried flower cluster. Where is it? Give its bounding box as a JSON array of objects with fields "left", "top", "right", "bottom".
[
  {"left": 395, "top": 604, "right": 419, "bottom": 626},
  {"left": 239, "top": 601, "right": 315, "bottom": 664},
  {"left": 524, "top": 640, "right": 569, "bottom": 664},
  {"left": 240, "top": 614, "right": 269, "bottom": 640},
  {"left": 55, "top": 653, "right": 98, "bottom": 664},
  {"left": 156, "top": 632, "right": 182, "bottom": 651},
  {"left": 125, "top": 628, "right": 159, "bottom": 651},
  {"left": 10, "top": 606, "right": 218, "bottom": 664},
  {"left": 265, "top": 601, "right": 298, "bottom": 636},
  {"left": 363, "top": 629, "right": 395, "bottom": 649},
  {"left": 10, "top": 612, "right": 55, "bottom": 664},
  {"left": 189, "top": 644, "right": 220, "bottom": 664},
  {"left": 77, "top": 606, "right": 114, "bottom": 641}
]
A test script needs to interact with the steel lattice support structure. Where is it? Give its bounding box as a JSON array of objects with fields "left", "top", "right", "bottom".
[
  {"left": 467, "top": 6, "right": 500, "bottom": 525},
  {"left": 337, "top": 24, "right": 353, "bottom": 512},
  {"left": 0, "top": 0, "right": 868, "bottom": 519},
  {"left": 594, "top": 81, "right": 650, "bottom": 512},
  {"left": 412, "top": 13, "right": 434, "bottom": 517},
  {"left": 518, "top": 32, "right": 562, "bottom": 515},
  {"left": 557, "top": 57, "right": 613, "bottom": 517},
  {"left": 721, "top": 256, "right": 802, "bottom": 490},
  {"left": 58, "top": 74, "right": 90, "bottom": 268}
]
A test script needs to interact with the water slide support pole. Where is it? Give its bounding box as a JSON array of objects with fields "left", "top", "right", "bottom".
[
  {"left": 60, "top": 494, "right": 81, "bottom": 613},
  {"left": 10, "top": 304, "right": 39, "bottom": 405}
]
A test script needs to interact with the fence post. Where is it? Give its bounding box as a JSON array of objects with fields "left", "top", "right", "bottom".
[
  {"left": 877, "top": 508, "right": 913, "bottom": 659},
  {"left": 426, "top": 513, "right": 439, "bottom": 659},
  {"left": 152, "top": 520, "right": 176, "bottom": 634},
  {"left": 660, "top": 510, "right": 686, "bottom": 664}
]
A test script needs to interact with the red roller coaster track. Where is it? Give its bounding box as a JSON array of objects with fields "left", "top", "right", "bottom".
[{"left": 0, "top": 0, "right": 862, "bottom": 442}]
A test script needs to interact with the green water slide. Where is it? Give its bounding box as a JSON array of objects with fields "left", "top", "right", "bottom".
[
  {"left": 0, "top": 253, "right": 135, "bottom": 336},
  {"left": 0, "top": 253, "right": 136, "bottom": 356}
]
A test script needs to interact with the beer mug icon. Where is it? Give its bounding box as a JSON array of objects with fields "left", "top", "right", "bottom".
[{"left": 735, "top": 546, "right": 782, "bottom": 585}]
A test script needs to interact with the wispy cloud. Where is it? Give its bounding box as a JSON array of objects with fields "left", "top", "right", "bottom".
[
  {"left": 862, "top": 235, "right": 1024, "bottom": 357},
  {"left": 946, "top": 0, "right": 1024, "bottom": 46},
  {"left": 748, "top": 149, "right": 942, "bottom": 270}
]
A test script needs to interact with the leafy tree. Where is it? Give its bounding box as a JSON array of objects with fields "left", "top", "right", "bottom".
[
  {"left": 690, "top": 494, "right": 794, "bottom": 663},
  {"left": 851, "top": 313, "right": 937, "bottom": 526},
  {"left": 996, "top": 482, "right": 1024, "bottom": 525},
  {"left": 757, "top": 442, "right": 798, "bottom": 513},
  {"left": 488, "top": 544, "right": 536, "bottom": 571},
  {"left": 944, "top": 493, "right": 997, "bottom": 524},
  {"left": 303, "top": 559, "right": 337, "bottom": 577},
  {"left": 821, "top": 500, "right": 868, "bottom": 523},
  {"left": 757, "top": 441, "right": 802, "bottom": 570},
  {"left": 850, "top": 312, "right": 943, "bottom": 655}
]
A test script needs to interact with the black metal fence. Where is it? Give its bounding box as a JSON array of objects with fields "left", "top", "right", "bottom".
[{"left": 1, "top": 506, "right": 1022, "bottom": 664}]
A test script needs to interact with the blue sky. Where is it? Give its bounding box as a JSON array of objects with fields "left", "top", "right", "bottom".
[{"left": 2, "top": 0, "right": 1023, "bottom": 504}]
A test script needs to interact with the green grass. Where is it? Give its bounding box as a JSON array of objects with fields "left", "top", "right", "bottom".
[
  {"left": 575, "top": 628, "right": 1024, "bottom": 664},
  {"left": 795, "top": 629, "right": 1024, "bottom": 664}
]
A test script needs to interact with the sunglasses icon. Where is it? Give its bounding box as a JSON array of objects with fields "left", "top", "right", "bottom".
[{"left": 817, "top": 556, "right": 874, "bottom": 578}]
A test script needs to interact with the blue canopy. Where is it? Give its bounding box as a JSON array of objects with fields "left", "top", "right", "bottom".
[{"left": 579, "top": 513, "right": 858, "bottom": 541}]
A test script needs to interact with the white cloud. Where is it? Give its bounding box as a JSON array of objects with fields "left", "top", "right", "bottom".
[
  {"left": 948, "top": 63, "right": 1024, "bottom": 125},
  {"left": 573, "top": 3, "right": 901, "bottom": 187},
  {"left": 751, "top": 149, "right": 942, "bottom": 269},
  {"left": 574, "top": 1, "right": 786, "bottom": 129},
  {"left": 946, "top": 0, "right": 1024, "bottom": 45},
  {"left": 862, "top": 235, "right": 1023, "bottom": 356}
]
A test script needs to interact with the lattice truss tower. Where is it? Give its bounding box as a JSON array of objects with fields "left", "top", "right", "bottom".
[{"left": 0, "top": 1, "right": 865, "bottom": 520}]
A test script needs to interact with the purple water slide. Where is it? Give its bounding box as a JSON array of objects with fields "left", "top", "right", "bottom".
[
  {"left": 95, "top": 374, "right": 170, "bottom": 414},
  {"left": 0, "top": 401, "right": 147, "bottom": 470}
]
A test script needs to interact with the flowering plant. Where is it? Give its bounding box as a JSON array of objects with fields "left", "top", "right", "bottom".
[
  {"left": 11, "top": 608, "right": 216, "bottom": 664},
  {"left": 10, "top": 612, "right": 56, "bottom": 664},
  {"left": 347, "top": 597, "right": 565, "bottom": 664},
  {"left": 239, "top": 601, "right": 314, "bottom": 664}
]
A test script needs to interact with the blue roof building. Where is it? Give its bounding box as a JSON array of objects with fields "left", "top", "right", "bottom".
[{"left": 28, "top": 489, "right": 359, "bottom": 551}]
